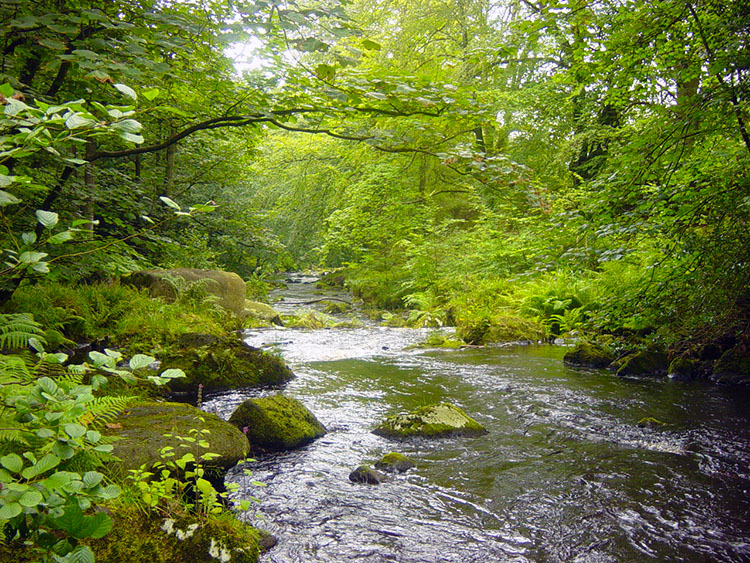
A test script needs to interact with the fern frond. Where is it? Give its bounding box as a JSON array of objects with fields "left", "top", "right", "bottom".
[
  {"left": 0, "top": 354, "right": 33, "bottom": 385},
  {"left": 0, "top": 313, "right": 45, "bottom": 350},
  {"left": 83, "top": 395, "right": 136, "bottom": 427}
]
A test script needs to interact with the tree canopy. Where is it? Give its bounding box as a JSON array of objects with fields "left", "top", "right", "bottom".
[{"left": 1, "top": 0, "right": 748, "bottom": 347}]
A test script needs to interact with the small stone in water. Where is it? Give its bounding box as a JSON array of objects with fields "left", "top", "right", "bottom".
[{"left": 349, "top": 465, "right": 387, "bottom": 484}]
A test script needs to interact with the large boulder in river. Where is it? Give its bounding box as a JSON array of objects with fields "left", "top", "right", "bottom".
[
  {"left": 228, "top": 395, "right": 326, "bottom": 451},
  {"left": 710, "top": 347, "right": 750, "bottom": 385},
  {"left": 615, "top": 350, "right": 669, "bottom": 377},
  {"left": 563, "top": 341, "right": 615, "bottom": 369},
  {"left": 159, "top": 335, "right": 294, "bottom": 396},
  {"left": 372, "top": 403, "right": 487, "bottom": 439},
  {"left": 107, "top": 402, "right": 249, "bottom": 475},
  {"left": 128, "top": 268, "right": 247, "bottom": 316}
]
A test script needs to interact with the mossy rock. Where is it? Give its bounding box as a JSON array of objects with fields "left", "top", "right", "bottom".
[
  {"left": 316, "top": 271, "right": 346, "bottom": 288},
  {"left": 106, "top": 402, "right": 249, "bottom": 476},
  {"left": 411, "top": 332, "right": 465, "bottom": 349},
  {"left": 241, "top": 301, "right": 283, "bottom": 326},
  {"left": 457, "top": 316, "right": 544, "bottom": 345},
  {"left": 637, "top": 416, "right": 667, "bottom": 429},
  {"left": 374, "top": 452, "right": 415, "bottom": 473},
  {"left": 667, "top": 357, "right": 699, "bottom": 381},
  {"left": 283, "top": 310, "right": 337, "bottom": 329},
  {"left": 563, "top": 342, "right": 615, "bottom": 369},
  {"left": 128, "top": 268, "right": 247, "bottom": 316},
  {"left": 228, "top": 394, "right": 326, "bottom": 451},
  {"left": 322, "top": 300, "right": 351, "bottom": 314},
  {"left": 349, "top": 464, "right": 387, "bottom": 484},
  {"left": 710, "top": 347, "right": 750, "bottom": 385},
  {"left": 159, "top": 335, "right": 294, "bottom": 395},
  {"left": 615, "top": 350, "right": 669, "bottom": 377},
  {"left": 372, "top": 403, "right": 487, "bottom": 439},
  {"left": 0, "top": 505, "right": 270, "bottom": 563}
]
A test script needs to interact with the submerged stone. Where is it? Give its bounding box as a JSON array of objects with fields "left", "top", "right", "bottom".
[
  {"left": 349, "top": 465, "right": 387, "bottom": 484},
  {"left": 160, "top": 335, "right": 294, "bottom": 395},
  {"left": 372, "top": 402, "right": 487, "bottom": 439},
  {"left": 563, "top": 341, "right": 615, "bottom": 369},
  {"left": 374, "top": 452, "right": 416, "bottom": 473},
  {"left": 228, "top": 394, "right": 326, "bottom": 451},
  {"left": 107, "top": 402, "right": 249, "bottom": 475}
]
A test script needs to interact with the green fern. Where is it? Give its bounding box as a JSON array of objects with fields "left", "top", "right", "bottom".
[
  {"left": 0, "top": 313, "right": 45, "bottom": 350},
  {"left": 84, "top": 395, "right": 135, "bottom": 427}
]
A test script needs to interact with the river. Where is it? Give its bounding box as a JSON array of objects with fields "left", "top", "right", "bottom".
[{"left": 203, "top": 275, "right": 750, "bottom": 562}]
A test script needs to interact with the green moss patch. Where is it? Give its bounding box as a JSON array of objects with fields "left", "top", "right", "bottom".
[
  {"left": 228, "top": 395, "right": 326, "bottom": 451},
  {"left": 711, "top": 347, "right": 750, "bottom": 385},
  {"left": 159, "top": 336, "right": 294, "bottom": 395},
  {"left": 372, "top": 403, "right": 487, "bottom": 439},
  {"left": 616, "top": 350, "right": 669, "bottom": 377},
  {"left": 106, "top": 402, "right": 249, "bottom": 476},
  {"left": 374, "top": 452, "right": 415, "bottom": 473},
  {"left": 563, "top": 341, "right": 615, "bottom": 369}
]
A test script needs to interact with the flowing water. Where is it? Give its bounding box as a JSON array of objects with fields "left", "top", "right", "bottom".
[{"left": 204, "top": 276, "right": 750, "bottom": 563}]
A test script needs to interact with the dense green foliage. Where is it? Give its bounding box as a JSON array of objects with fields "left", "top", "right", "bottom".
[{"left": 0, "top": 0, "right": 748, "bottom": 557}]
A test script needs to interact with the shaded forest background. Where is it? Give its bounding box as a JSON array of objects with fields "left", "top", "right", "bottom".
[{"left": 2, "top": 0, "right": 749, "bottom": 352}]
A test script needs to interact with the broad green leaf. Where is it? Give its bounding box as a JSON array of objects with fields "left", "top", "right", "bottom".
[
  {"left": 77, "top": 513, "right": 112, "bottom": 539},
  {"left": 112, "top": 119, "right": 142, "bottom": 133},
  {"left": 129, "top": 354, "right": 155, "bottom": 370},
  {"left": 40, "top": 471, "right": 74, "bottom": 490},
  {"left": 21, "top": 452, "right": 60, "bottom": 479},
  {"left": 0, "top": 83, "right": 13, "bottom": 97},
  {"left": 47, "top": 230, "right": 74, "bottom": 245},
  {"left": 361, "top": 39, "right": 381, "bottom": 51},
  {"left": 64, "top": 423, "right": 87, "bottom": 439},
  {"left": 119, "top": 131, "right": 144, "bottom": 144},
  {"left": 113, "top": 83, "right": 137, "bottom": 100},
  {"left": 1, "top": 453, "right": 23, "bottom": 474},
  {"left": 159, "top": 368, "right": 185, "bottom": 379},
  {"left": 68, "top": 545, "right": 95, "bottom": 563},
  {"left": 64, "top": 113, "right": 96, "bottom": 129},
  {"left": 19, "top": 251, "right": 48, "bottom": 264},
  {"left": 99, "top": 484, "right": 121, "bottom": 500},
  {"left": 0, "top": 502, "right": 22, "bottom": 519},
  {"left": 82, "top": 471, "right": 104, "bottom": 489},
  {"left": 19, "top": 489, "right": 44, "bottom": 507},
  {"left": 195, "top": 478, "right": 214, "bottom": 496},
  {"left": 142, "top": 88, "right": 160, "bottom": 101},
  {"left": 21, "top": 232, "right": 36, "bottom": 245},
  {"left": 36, "top": 209, "right": 59, "bottom": 228},
  {"left": 86, "top": 430, "right": 102, "bottom": 443},
  {"left": 160, "top": 196, "right": 180, "bottom": 209},
  {"left": 0, "top": 189, "right": 20, "bottom": 207}
]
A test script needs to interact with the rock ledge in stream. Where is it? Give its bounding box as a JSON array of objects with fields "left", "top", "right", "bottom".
[
  {"left": 229, "top": 394, "right": 326, "bottom": 451},
  {"left": 372, "top": 402, "right": 487, "bottom": 439},
  {"left": 160, "top": 335, "right": 295, "bottom": 395}
]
